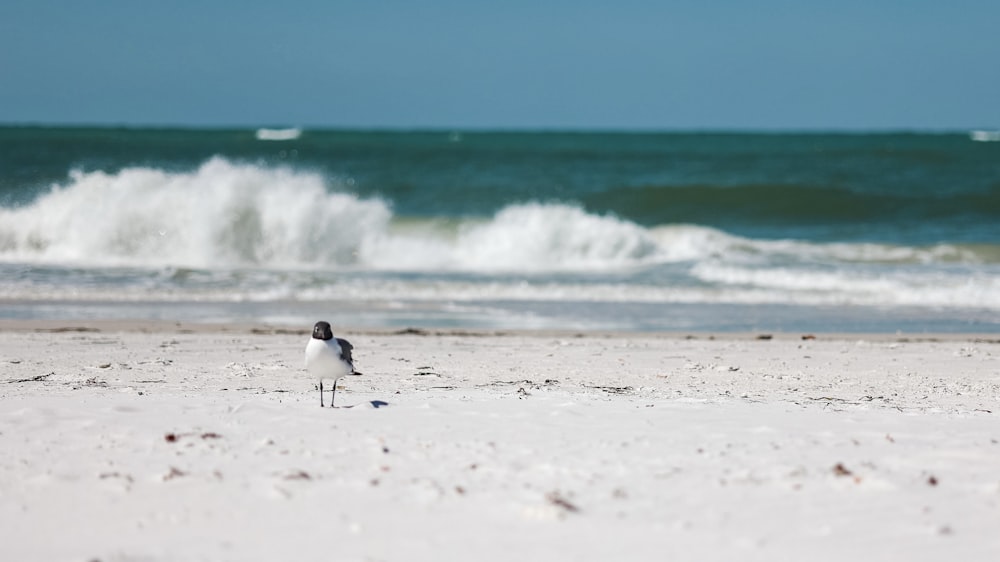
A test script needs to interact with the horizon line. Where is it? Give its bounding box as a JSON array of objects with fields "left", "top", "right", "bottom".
[{"left": 1, "top": 121, "right": 995, "bottom": 135}]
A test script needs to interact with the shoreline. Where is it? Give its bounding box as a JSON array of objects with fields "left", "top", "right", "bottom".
[
  {"left": 2, "top": 317, "right": 999, "bottom": 343},
  {"left": 4, "top": 293, "right": 999, "bottom": 335}
]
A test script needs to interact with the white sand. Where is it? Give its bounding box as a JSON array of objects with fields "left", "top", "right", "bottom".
[{"left": 1, "top": 323, "right": 998, "bottom": 561}]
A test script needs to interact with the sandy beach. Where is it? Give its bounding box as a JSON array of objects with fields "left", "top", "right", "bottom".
[{"left": 1, "top": 321, "right": 998, "bottom": 561}]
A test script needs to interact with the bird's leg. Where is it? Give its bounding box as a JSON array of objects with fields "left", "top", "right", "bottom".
[
  {"left": 330, "top": 383, "right": 337, "bottom": 408},
  {"left": 319, "top": 381, "right": 324, "bottom": 408}
]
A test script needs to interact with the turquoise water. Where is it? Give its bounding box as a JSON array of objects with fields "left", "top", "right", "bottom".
[{"left": 2, "top": 127, "right": 998, "bottom": 332}]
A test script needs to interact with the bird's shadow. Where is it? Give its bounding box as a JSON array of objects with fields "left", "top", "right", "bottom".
[{"left": 340, "top": 400, "right": 390, "bottom": 409}]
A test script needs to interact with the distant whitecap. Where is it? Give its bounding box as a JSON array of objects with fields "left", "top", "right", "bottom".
[
  {"left": 255, "top": 127, "right": 302, "bottom": 141},
  {"left": 969, "top": 130, "right": 1000, "bottom": 142}
]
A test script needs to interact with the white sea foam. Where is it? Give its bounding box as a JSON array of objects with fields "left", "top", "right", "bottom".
[
  {"left": 691, "top": 263, "right": 1000, "bottom": 309},
  {"left": 0, "top": 159, "right": 702, "bottom": 271},
  {"left": 969, "top": 130, "right": 1000, "bottom": 142},
  {"left": 361, "top": 203, "right": 665, "bottom": 271},
  {"left": 255, "top": 128, "right": 302, "bottom": 141},
  {"left": 5, "top": 267, "right": 999, "bottom": 312},
  {"left": 0, "top": 158, "right": 390, "bottom": 268}
]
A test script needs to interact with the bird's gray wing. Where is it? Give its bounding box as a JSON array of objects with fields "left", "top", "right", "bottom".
[{"left": 336, "top": 338, "right": 354, "bottom": 367}]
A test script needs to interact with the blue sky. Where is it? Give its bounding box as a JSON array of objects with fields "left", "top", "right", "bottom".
[{"left": 1, "top": 0, "right": 997, "bottom": 130}]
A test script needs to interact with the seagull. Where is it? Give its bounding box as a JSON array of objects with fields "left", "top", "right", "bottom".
[{"left": 304, "top": 321, "right": 361, "bottom": 408}]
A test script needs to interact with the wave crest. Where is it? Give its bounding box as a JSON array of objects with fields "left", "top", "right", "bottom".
[
  {"left": 0, "top": 158, "right": 391, "bottom": 268},
  {"left": 368, "top": 203, "right": 662, "bottom": 271},
  {"left": 0, "top": 159, "right": 704, "bottom": 271}
]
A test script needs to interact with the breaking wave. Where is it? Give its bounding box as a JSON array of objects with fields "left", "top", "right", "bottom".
[{"left": 0, "top": 158, "right": 991, "bottom": 272}]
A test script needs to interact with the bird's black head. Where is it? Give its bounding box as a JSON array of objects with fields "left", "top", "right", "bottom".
[{"left": 312, "top": 321, "right": 333, "bottom": 341}]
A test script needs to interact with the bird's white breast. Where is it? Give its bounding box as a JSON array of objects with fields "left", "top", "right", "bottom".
[{"left": 304, "top": 338, "right": 351, "bottom": 380}]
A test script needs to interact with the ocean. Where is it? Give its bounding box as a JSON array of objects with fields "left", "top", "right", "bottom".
[{"left": 1, "top": 126, "right": 998, "bottom": 333}]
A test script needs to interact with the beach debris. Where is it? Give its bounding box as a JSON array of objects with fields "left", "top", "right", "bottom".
[
  {"left": 756, "top": 334, "right": 773, "bottom": 340},
  {"left": 831, "top": 463, "right": 863, "bottom": 483},
  {"left": 832, "top": 463, "right": 853, "bottom": 477},
  {"left": 250, "top": 327, "right": 305, "bottom": 335},
  {"left": 454, "top": 486, "right": 466, "bottom": 495},
  {"left": 283, "top": 470, "right": 312, "bottom": 481},
  {"left": 801, "top": 334, "right": 817, "bottom": 340},
  {"left": 545, "top": 491, "right": 580, "bottom": 514},
  {"left": 97, "top": 363, "right": 112, "bottom": 369},
  {"left": 808, "top": 396, "right": 849, "bottom": 403},
  {"left": 480, "top": 379, "right": 558, "bottom": 392},
  {"left": 37, "top": 326, "right": 99, "bottom": 333},
  {"left": 7, "top": 372, "right": 53, "bottom": 383},
  {"left": 80, "top": 377, "right": 108, "bottom": 388},
  {"left": 139, "top": 358, "right": 173, "bottom": 366},
  {"left": 233, "top": 386, "right": 281, "bottom": 393},
  {"left": 394, "top": 327, "right": 429, "bottom": 336},
  {"left": 164, "top": 431, "right": 223, "bottom": 443},
  {"left": 226, "top": 362, "right": 255, "bottom": 377},
  {"left": 586, "top": 385, "right": 634, "bottom": 395},
  {"left": 927, "top": 475, "right": 939, "bottom": 486},
  {"left": 486, "top": 379, "right": 536, "bottom": 387},
  {"left": 99, "top": 471, "right": 134, "bottom": 484},
  {"left": 163, "top": 467, "right": 187, "bottom": 481},
  {"left": 886, "top": 434, "right": 895, "bottom": 443}
]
